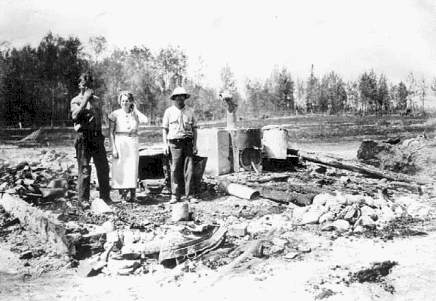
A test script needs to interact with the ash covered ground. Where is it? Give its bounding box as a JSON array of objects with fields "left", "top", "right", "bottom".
[{"left": 1, "top": 132, "right": 436, "bottom": 300}]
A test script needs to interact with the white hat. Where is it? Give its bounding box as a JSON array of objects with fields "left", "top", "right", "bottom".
[{"left": 170, "top": 87, "right": 190, "bottom": 100}]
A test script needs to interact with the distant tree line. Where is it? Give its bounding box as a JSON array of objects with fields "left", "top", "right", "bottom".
[{"left": 0, "top": 32, "right": 434, "bottom": 128}]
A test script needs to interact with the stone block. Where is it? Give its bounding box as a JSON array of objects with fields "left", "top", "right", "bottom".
[
  {"left": 228, "top": 223, "right": 248, "bottom": 237},
  {"left": 196, "top": 128, "right": 232, "bottom": 176}
]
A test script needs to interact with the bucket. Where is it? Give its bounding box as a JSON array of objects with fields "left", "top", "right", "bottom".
[
  {"left": 172, "top": 202, "right": 190, "bottom": 222},
  {"left": 193, "top": 156, "right": 208, "bottom": 191},
  {"left": 262, "top": 125, "right": 288, "bottom": 159}
]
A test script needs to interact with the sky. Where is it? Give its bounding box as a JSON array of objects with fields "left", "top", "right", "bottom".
[{"left": 1, "top": 0, "right": 436, "bottom": 91}]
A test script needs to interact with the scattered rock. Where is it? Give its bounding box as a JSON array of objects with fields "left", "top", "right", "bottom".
[
  {"left": 360, "top": 206, "right": 378, "bottom": 221},
  {"left": 312, "top": 193, "right": 334, "bottom": 206},
  {"left": 297, "top": 245, "right": 312, "bottom": 253},
  {"left": 300, "top": 211, "right": 323, "bottom": 225},
  {"left": 353, "top": 225, "right": 364, "bottom": 233},
  {"left": 284, "top": 252, "right": 299, "bottom": 260},
  {"left": 319, "top": 212, "right": 335, "bottom": 224},
  {"left": 91, "top": 198, "right": 113, "bottom": 215},
  {"left": 331, "top": 219, "right": 350, "bottom": 232},
  {"left": 228, "top": 223, "right": 248, "bottom": 237},
  {"left": 315, "top": 288, "right": 336, "bottom": 300}
]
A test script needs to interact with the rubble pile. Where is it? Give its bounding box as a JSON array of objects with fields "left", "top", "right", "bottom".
[
  {"left": 357, "top": 136, "right": 436, "bottom": 179},
  {"left": 1, "top": 144, "right": 435, "bottom": 289},
  {"left": 0, "top": 149, "right": 77, "bottom": 204},
  {"left": 292, "top": 192, "right": 434, "bottom": 234}
]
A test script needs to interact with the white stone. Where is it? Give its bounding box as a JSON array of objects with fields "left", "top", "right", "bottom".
[
  {"left": 102, "top": 220, "right": 115, "bottom": 232},
  {"left": 309, "top": 203, "right": 329, "bottom": 215},
  {"left": 373, "top": 198, "right": 387, "bottom": 209},
  {"left": 353, "top": 225, "right": 364, "bottom": 233},
  {"left": 284, "top": 252, "right": 299, "bottom": 260},
  {"left": 325, "top": 199, "right": 343, "bottom": 214},
  {"left": 122, "top": 230, "right": 140, "bottom": 246},
  {"left": 339, "top": 176, "right": 351, "bottom": 185},
  {"left": 228, "top": 223, "right": 248, "bottom": 237},
  {"left": 344, "top": 207, "right": 359, "bottom": 222},
  {"left": 360, "top": 215, "right": 376, "bottom": 228},
  {"left": 334, "top": 191, "right": 348, "bottom": 205},
  {"left": 360, "top": 206, "right": 378, "bottom": 221},
  {"left": 292, "top": 206, "right": 310, "bottom": 221},
  {"left": 363, "top": 196, "right": 375, "bottom": 207},
  {"left": 331, "top": 219, "right": 350, "bottom": 232},
  {"left": 319, "top": 212, "right": 335, "bottom": 224},
  {"left": 312, "top": 193, "right": 334, "bottom": 206},
  {"left": 393, "top": 205, "right": 405, "bottom": 217},
  {"left": 378, "top": 206, "right": 395, "bottom": 224},
  {"left": 300, "top": 211, "right": 323, "bottom": 225},
  {"left": 407, "top": 202, "right": 432, "bottom": 219},
  {"left": 321, "top": 223, "right": 335, "bottom": 231},
  {"left": 90, "top": 198, "right": 113, "bottom": 215},
  {"left": 395, "top": 196, "right": 414, "bottom": 207},
  {"left": 297, "top": 245, "right": 312, "bottom": 253},
  {"left": 106, "top": 230, "right": 121, "bottom": 244},
  {"left": 272, "top": 238, "right": 288, "bottom": 248}
]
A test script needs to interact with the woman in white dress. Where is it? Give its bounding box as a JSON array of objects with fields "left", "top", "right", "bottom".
[{"left": 108, "top": 91, "right": 148, "bottom": 202}]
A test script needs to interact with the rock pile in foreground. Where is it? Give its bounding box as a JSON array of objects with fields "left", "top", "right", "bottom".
[{"left": 293, "top": 192, "right": 434, "bottom": 233}]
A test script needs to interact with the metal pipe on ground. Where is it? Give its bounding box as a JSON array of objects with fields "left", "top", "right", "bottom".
[{"left": 218, "top": 181, "right": 260, "bottom": 200}]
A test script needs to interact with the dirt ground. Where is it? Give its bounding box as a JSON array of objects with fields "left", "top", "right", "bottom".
[{"left": 1, "top": 141, "right": 436, "bottom": 301}]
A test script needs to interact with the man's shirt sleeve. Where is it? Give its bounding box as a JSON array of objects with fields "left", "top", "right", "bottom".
[
  {"left": 191, "top": 109, "right": 197, "bottom": 128},
  {"left": 162, "top": 109, "right": 169, "bottom": 129}
]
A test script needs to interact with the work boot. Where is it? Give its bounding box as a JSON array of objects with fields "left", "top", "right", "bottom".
[
  {"left": 128, "top": 189, "right": 137, "bottom": 202},
  {"left": 119, "top": 189, "right": 128, "bottom": 202},
  {"left": 182, "top": 195, "right": 199, "bottom": 204},
  {"left": 103, "top": 197, "right": 115, "bottom": 205},
  {"left": 161, "top": 186, "right": 171, "bottom": 195},
  {"left": 189, "top": 196, "right": 199, "bottom": 204},
  {"left": 170, "top": 195, "right": 179, "bottom": 204},
  {"left": 189, "top": 195, "right": 200, "bottom": 203}
]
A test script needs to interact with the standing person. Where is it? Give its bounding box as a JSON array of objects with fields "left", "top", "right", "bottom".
[
  {"left": 70, "top": 72, "right": 111, "bottom": 204},
  {"left": 162, "top": 87, "right": 199, "bottom": 204},
  {"left": 108, "top": 91, "right": 148, "bottom": 202}
]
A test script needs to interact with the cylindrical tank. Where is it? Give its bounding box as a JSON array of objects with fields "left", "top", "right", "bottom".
[
  {"left": 172, "top": 202, "right": 190, "bottom": 222},
  {"left": 262, "top": 125, "right": 288, "bottom": 159}
]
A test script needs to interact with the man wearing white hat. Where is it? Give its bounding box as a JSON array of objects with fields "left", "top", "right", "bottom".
[{"left": 162, "top": 87, "right": 198, "bottom": 203}]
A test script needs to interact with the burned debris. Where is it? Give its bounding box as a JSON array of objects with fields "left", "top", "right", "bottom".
[{"left": 0, "top": 125, "right": 435, "bottom": 300}]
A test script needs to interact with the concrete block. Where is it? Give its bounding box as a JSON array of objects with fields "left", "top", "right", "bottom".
[
  {"left": 196, "top": 128, "right": 232, "bottom": 176},
  {"left": 228, "top": 223, "right": 248, "bottom": 237}
]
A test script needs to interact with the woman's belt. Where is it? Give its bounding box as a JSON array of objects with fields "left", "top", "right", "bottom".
[
  {"left": 169, "top": 137, "right": 192, "bottom": 143},
  {"left": 115, "top": 131, "right": 138, "bottom": 137}
]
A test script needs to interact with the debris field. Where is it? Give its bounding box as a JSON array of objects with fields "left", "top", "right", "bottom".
[{"left": 1, "top": 135, "right": 436, "bottom": 297}]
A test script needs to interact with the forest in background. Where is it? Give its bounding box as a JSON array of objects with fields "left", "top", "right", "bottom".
[{"left": 0, "top": 32, "right": 435, "bottom": 128}]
